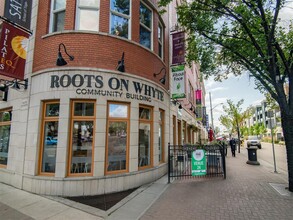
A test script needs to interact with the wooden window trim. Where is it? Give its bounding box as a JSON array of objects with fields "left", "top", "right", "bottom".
[
  {"left": 138, "top": 105, "right": 153, "bottom": 170},
  {"left": 159, "top": 109, "right": 164, "bottom": 163},
  {"left": 67, "top": 100, "right": 96, "bottom": 177},
  {"left": 105, "top": 101, "right": 130, "bottom": 175}
]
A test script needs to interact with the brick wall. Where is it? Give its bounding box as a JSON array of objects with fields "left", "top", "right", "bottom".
[{"left": 33, "top": 0, "right": 169, "bottom": 89}]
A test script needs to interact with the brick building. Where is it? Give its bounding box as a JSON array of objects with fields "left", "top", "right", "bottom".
[{"left": 0, "top": 0, "right": 205, "bottom": 196}]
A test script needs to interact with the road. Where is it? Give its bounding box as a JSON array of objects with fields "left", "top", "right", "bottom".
[{"left": 246, "top": 141, "right": 288, "bottom": 173}]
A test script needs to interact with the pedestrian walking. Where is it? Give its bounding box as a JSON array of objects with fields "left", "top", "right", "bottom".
[{"left": 229, "top": 138, "right": 236, "bottom": 157}]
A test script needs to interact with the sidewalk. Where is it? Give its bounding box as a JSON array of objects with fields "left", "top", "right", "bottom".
[
  {"left": 1, "top": 148, "right": 292, "bottom": 220},
  {"left": 141, "top": 148, "right": 293, "bottom": 220}
]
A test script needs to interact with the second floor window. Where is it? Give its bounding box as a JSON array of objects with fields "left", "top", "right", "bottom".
[
  {"left": 50, "top": 0, "right": 66, "bottom": 33},
  {"left": 158, "top": 22, "right": 163, "bottom": 58},
  {"left": 110, "top": 0, "right": 131, "bottom": 39},
  {"left": 139, "top": 1, "right": 152, "bottom": 49},
  {"left": 76, "top": 0, "right": 100, "bottom": 31}
]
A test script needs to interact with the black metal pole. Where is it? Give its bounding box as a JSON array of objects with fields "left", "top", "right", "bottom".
[{"left": 168, "top": 142, "right": 170, "bottom": 183}]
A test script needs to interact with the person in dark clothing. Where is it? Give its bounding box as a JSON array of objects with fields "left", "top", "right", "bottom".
[{"left": 229, "top": 138, "right": 236, "bottom": 157}]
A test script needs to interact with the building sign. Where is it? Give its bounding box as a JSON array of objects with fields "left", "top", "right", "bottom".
[
  {"left": 191, "top": 149, "right": 206, "bottom": 176},
  {"left": 0, "top": 21, "right": 29, "bottom": 80},
  {"left": 172, "top": 31, "right": 185, "bottom": 65},
  {"left": 50, "top": 74, "right": 164, "bottom": 102},
  {"left": 4, "top": 0, "right": 32, "bottom": 30},
  {"left": 171, "top": 65, "right": 185, "bottom": 99}
]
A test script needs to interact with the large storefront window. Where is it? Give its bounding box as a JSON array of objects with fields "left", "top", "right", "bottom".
[
  {"left": 139, "top": 1, "right": 152, "bottom": 49},
  {"left": 158, "top": 109, "right": 164, "bottom": 163},
  {"left": 0, "top": 109, "right": 11, "bottom": 168},
  {"left": 106, "top": 103, "right": 129, "bottom": 174},
  {"left": 39, "top": 102, "right": 59, "bottom": 175},
  {"left": 110, "top": 0, "right": 130, "bottom": 39},
  {"left": 69, "top": 100, "right": 95, "bottom": 176},
  {"left": 138, "top": 106, "right": 153, "bottom": 169},
  {"left": 50, "top": 0, "right": 66, "bottom": 33},
  {"left": 76, "top": 0, "right": 99, "bottom": 31}
]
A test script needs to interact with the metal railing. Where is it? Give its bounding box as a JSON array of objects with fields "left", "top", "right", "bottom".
[{"left": 168, "top": 143, "right": 226, "bottom": 183}]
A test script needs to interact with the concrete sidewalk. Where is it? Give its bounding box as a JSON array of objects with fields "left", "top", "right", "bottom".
[{"left": 1, "top": 148, "right": 293, "bottom": 220}]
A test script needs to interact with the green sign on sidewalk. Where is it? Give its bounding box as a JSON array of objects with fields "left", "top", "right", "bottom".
[{"left": 191, "top": 149, "right": 207, "bottom": 176}]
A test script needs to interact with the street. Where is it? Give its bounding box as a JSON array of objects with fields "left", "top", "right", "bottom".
[
  {"left": 243, "top": 141, "right": 288, "bottom": 173},
  {"left": 258, "top": 142, "right": 288, "bottom": 172}
]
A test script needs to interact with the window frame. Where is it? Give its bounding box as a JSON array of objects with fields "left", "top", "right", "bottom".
[
  {"left": 38, "top": 101, "right": 60, "bottom": 176},
  {"left": 139, "top": 1, "right": 153, "bottom": 50},
  {"left": 49, "top": 0, "right": 66, "bottom": 33},
  {"left": 75, "top": 0, "right": 100, "bottom": 31},
  {"left": 109, "top": 0, "right": 131, "bottom": 39},
  {"left": 158, "top": 109, "right": 164, "bottom": 164},
  {"left": 138, "top": 105, "right": 153, "bottom": 170},
  {"left": 68, "top": 100, "right": 96, "bottom": 177},
  {"left": 158, "top": 21, "right": 164, "bottom": 59},
  {"left": 105, "top": 101, "right": 130, "bottom": 175},
  {"left": 0, "top": 108, "right": 12, "bottom": 168}
]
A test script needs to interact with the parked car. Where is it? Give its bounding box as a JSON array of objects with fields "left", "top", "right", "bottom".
[
  {"left": 46, "top": 137, "right": 57, "bottom": 145},
  {"left": 247, "top": 135, "right": 261, "bottom": 149}
]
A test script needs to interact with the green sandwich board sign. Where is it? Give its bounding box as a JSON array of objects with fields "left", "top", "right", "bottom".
[{"left": 191, "top": 149, "right": 207, "bottom": 176}]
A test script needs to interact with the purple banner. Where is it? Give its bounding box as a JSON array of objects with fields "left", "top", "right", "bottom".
[{"left": 172, "top": 31, "right": 185, "bottom": 64}]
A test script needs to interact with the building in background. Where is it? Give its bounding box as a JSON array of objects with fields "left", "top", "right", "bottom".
[{"left": 0, "top": 0, "right": 206, "bottom": 196}]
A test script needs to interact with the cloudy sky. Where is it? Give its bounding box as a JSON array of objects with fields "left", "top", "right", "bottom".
[{"left": 204, "top": 74, "right": 265, "bottom": 133}]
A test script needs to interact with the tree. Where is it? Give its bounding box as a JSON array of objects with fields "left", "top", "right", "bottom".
[
  {"left": 220, "top": 99, "right": 248, "bottom": 152},
  {"left": 159, "top": 0, "right": 293, "bottom": 191}
]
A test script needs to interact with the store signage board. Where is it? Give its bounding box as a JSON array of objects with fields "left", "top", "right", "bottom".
[
  {"left": 191, "top": 149, "right": 207, "bottom": 176},
  {"left": 50, "top": 74, "right": 165, "bottom": 103},
  {"left": 0, "top": 21, "right": 29, "bottom": 80}
]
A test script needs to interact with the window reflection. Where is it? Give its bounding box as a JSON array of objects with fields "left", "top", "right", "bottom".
[
  {"left": 41, "top": 121, "right": 58, "bottom": 173},
  {"left": 107, "top": 121, "right": 127, "bottom": 171},
  {"left": 111, "top": 14, "right": 129, "bottom": 38},
  {"left": 70, "top": 121, "right": 93, "bottom": 174},
  {"left": 110, "top": 0, "right": 130, "bottom": 39},
  {"left": 74, "top": 102, "right": 94, "bottom": 116},
  {"left": 106, "top": 103, "right": 129, "bottom": 173},
  {"left": 139, "top": 123, "right": 151, "bottom": 167},
  {"left": 139, "top": 2, "right": 152, "bottom": 49}
]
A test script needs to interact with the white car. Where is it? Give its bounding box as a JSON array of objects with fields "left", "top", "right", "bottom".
[{"left": 247, "top": 136, "right": 262, "bottom": 149}]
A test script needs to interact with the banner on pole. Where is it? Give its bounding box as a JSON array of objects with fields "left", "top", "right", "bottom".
[
  {"left": 0, "top": 21, "right": 29, "bottom": 80},
  {"left": 171, "top": 65, "right": 185, "bottom": 99},
  {"left": 172, "top": 31, "right": 185, "bottom": 65},
  {"left": 4, "top": 0, "right": 32, "bottom": 30}
]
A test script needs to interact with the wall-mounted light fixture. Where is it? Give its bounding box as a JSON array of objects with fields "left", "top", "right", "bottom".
[
  {"left": 171, "top": 98, "right": 183, "bottom": 109},
  {"left": 117, "top": 52, "right": 125, "bottom": 72},
  {"left": 154, "top": 67, "right": 166, "bottom": 85},
  {"left": 56, "top": 43, "right": 74, "bottom": 66},
  {"left": 0, "top": 79, "right": 29, "bottom": 101}
]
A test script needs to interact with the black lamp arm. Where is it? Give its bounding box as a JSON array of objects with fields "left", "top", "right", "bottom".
[
  {"left": 59, "top": 43, "right": 74, "bottom": 60},
  {"left": 154, "top": 67, "right": 166, "bottom": 77}
]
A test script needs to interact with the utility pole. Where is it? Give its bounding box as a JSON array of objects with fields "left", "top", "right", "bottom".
[{"left": 209, "top": 92, "right": 214, "bottom": 133}]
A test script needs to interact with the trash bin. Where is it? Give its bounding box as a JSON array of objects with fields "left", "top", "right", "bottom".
[{"left": 246, "top": 147, "right": 260, "bottom": 165}]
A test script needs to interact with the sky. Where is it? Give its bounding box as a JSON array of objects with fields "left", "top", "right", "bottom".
[{"left": 204, "top": 74, "right": 265, "bottom": 133}]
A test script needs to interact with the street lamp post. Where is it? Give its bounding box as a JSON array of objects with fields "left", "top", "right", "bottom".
[
  {"left": 209, "top": 92, "right": 223, "bottom": 137},
  {"left": 268, "top": 110, "right": 277, "bottom": 173}
]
